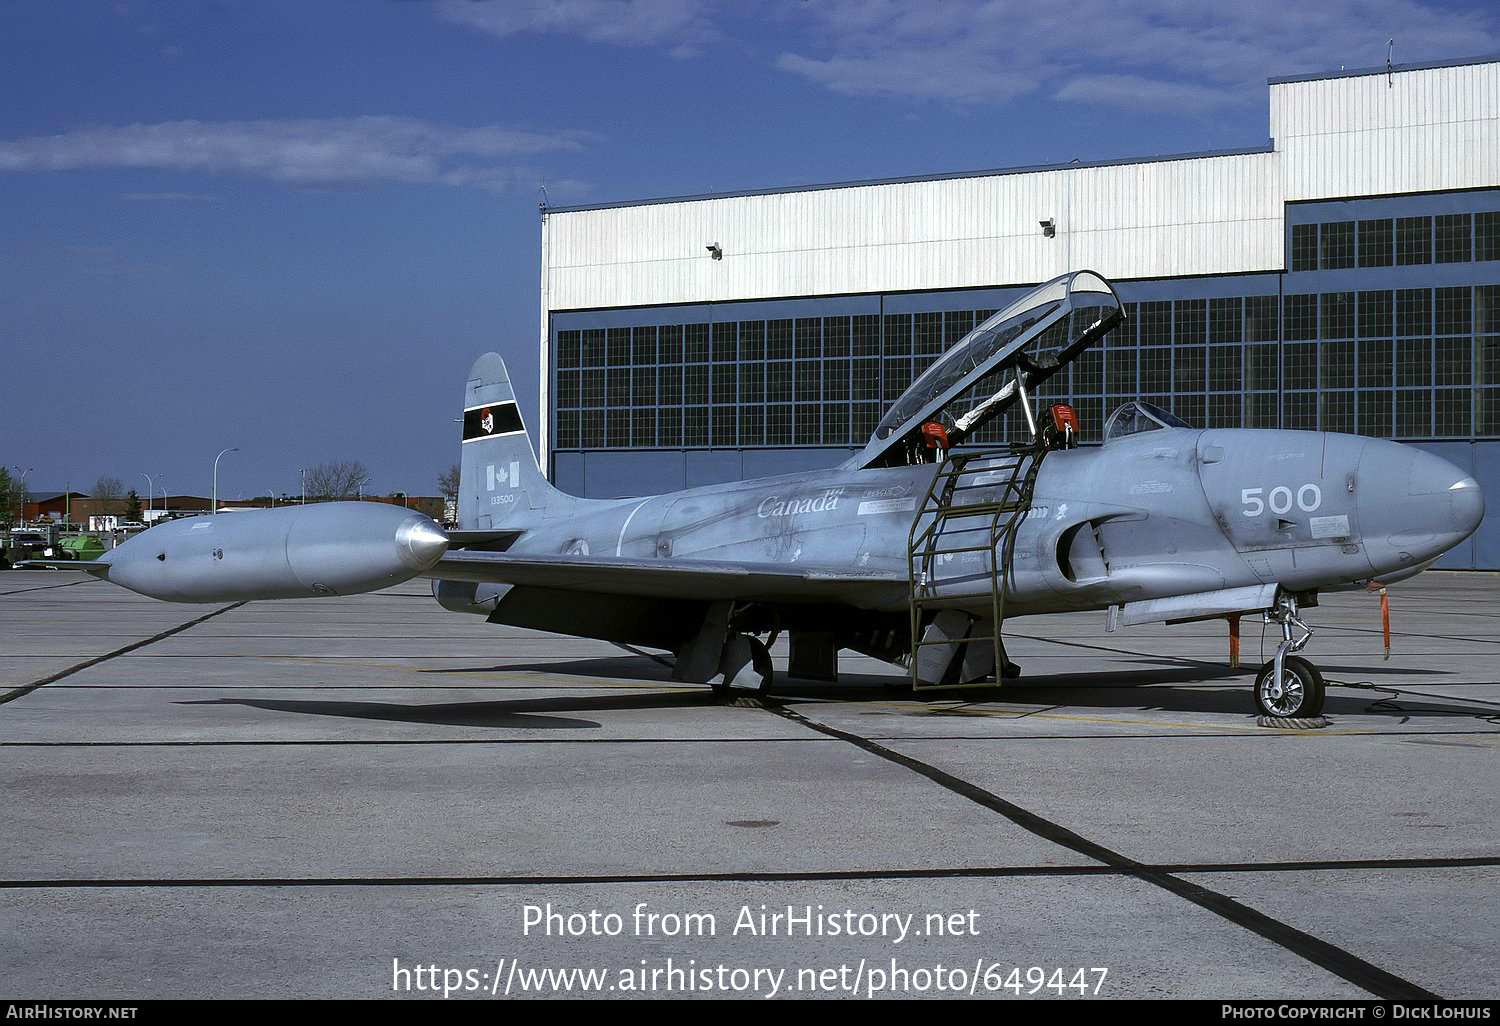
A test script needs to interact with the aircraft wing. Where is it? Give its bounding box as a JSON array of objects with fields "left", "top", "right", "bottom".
[
  {"left": 14, "top": 560, "right": 110, "bottom": 577},
  {"left": 424, "top": 549, "right": 908, "bottom": 605}
]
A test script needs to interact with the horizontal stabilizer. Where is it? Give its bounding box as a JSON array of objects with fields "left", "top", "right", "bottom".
[{"left": 425, "top": 550, "right": 906, "bottom": 606}]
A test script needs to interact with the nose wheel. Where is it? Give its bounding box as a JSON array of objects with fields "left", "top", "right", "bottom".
[{"left": 1253, "top": 593, "right": 1325, "bottom": 719}]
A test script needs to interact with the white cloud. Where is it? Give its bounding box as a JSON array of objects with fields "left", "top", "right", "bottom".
[
  {"left": 772, "top": 0, "right": 1500, "bottom": 111},
  {"left": 0, "top": 116, "right": 597, "bottom": 191},
  {"left": 437, "top": 0, "right": 718, "bottom": 56}
]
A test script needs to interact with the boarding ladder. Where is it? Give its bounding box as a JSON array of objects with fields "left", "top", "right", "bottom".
[{"left": 906, "top": 442, "right": 1046, "bottom": 689}]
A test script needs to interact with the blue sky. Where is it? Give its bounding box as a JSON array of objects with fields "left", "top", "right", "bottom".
[{"left": 3, "top": 0, "right": 1496, "bottom": 502}]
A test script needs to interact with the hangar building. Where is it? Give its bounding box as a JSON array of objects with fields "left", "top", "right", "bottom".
[{"left": 539, "top": 56, "right": 1500, "bottom": 569}]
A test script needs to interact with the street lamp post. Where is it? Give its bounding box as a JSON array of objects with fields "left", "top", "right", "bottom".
[
  {"left": 141, "top": 473, "right": 155, "bottom": 516},
  {"left": 11, "top": 466, "right": 33, "bottom": 525},
  {"left": 300, "top": 468, "right": 306, "bottom": 505},
  {"left": 213, "top": 448, "right": 239, "bottom": 514}
]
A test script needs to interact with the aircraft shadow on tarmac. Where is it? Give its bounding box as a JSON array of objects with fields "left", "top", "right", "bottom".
[
  {"left": 176, "top": 691, "right": 726, "bottom": 730},
  {"left": 202, "top": 653, "right": 1500, "bottom": 726}
]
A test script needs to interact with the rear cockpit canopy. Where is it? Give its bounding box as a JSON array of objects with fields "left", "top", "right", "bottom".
[
  {"left": 1102, "top": 400, "right": 1192, "bottom": 443},
  {"left": 850, "top": 271, "right": 1124, "bottom": 469}
]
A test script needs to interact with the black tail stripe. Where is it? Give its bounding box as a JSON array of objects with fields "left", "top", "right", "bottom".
[{"left": 462, "top": 401, "right": 524, "bottom": 442}]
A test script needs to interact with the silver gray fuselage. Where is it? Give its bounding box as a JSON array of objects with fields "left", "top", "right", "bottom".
[{"left": 490, "top": 428, "right": 1483, "bottom": 619}]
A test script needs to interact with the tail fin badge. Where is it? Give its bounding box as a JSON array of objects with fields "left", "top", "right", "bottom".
[{"left": 463, "top": 401, "right": 524, "bottom": 443}]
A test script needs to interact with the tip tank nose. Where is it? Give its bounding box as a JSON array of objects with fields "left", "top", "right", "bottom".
[{"left": 396, "top": 517, "right": 450, "bottom": 571}]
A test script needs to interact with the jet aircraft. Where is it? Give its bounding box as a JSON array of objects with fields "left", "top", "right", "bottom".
[{"left": 34, "top": 272, "right": 1484, "bottom": 720}]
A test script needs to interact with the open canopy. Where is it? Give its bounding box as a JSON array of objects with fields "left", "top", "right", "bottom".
[{"left": 849, "top": 270, "right": 1124, "bottom": 469}]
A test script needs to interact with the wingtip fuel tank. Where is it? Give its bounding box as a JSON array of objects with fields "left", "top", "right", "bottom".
[{"left": 103, "top": 502, "right": 449, "bottom": 602}]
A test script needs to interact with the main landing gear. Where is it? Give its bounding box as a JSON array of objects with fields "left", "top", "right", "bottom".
[
  {"left": 673, "top": 600, "right": 775, "bottom": 694},
  {"left": 1253, "top": 592, "right": 1325, "bottom": 719}
]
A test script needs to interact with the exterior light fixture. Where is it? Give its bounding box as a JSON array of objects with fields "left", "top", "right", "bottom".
[
  {"left": 706, "top": 243, "right": 722, "bottom": 260},
  {"left": 1039, "top": 219, "right": 1056, "bottom": 238}
]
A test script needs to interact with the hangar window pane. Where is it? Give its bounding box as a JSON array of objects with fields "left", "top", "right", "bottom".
[
  {"left": 823, "top": 405, "right": 850, "bottom": 445},
  {"left": 683, "top": 364, "right": 709, "bottom": 404},
  {"left": 581, "top": 368, "right": 605, "bottom": 406},
  {"left": 1396, "top": 391, "right": 1431, "bottom": 436},
  {"left": 1396, "top": 339, "right": 1432, "bottom": 387},
  {"left": 1208, "top": 346, "right": 1241, "bottom": 391},
  {"left": 1358, "top": 340, "right": 1393, "bottom": 389},
  {"left": 1479, "top": 286, "right": 1500, "bottom": 334},
  {"left": 1320, "top": 341, "right": 1354, "bottom": 389},
  {"left": 1284, "top": 343, "right": 1318, "bottom": 389},
  {"left": 768, "top": 405, "right": 794, "bottom": 446},
  {"left": 712, "top": 363, "right": 737, "bottom": 406},
  {"left": 556, "top": 330, "right": 581, "bottom": 369},
  {"left": 631, "top": 325, "right": 657, "bottom": 365},
  {"left": 1358, "top": 291, "right": 1393, "bottom": 338},
  {"left": 1434, "top": 389, "right": 1472, "bottom": 436},
  {"left": 1206, "top": 392, "right": 1241, "bottom": 429},
  {"left": 1435, "top": 214, "right": 1472, "bottom": 264},
  {"left": 882, "top": 314, "right": 912, "bottom": 358},
  {"left": 711, "top": 403, "right": 736, "bottom": 447},
  {"left": 1284, "top": 294, "right": 1317, "bottom": 341},
  {"left": 1484, "top": 337, "right": 1500, "bottom": 387},
  {"left": 1141, "top": 302, "right": 1172, "bottom": 346},
  {"left": 1139, "top": 347, "right": 1171, "bottom": 393},
  {"left": 632, "top": 367, "right": 656, "bottom": 405},
  {"left": 853, "top": 403, "right": 881, "bottom": 439},
  {"left": 1320, "top": 222, "right": 1355, "bottom": 269},
  {"left": 1174, "top": 345, "right": 1206, "bottom": 393},
  {"left": 765, "top": 362, "right": 791, "bottom": 403},
  {"left": 1209, "top": 298, "right": 1242, "bottom": 343},
  {"left": 1284, "top": 392, "right": 1318, "bottom": 430},
  {"left": 1322, "top": 392, "right": 1354, "bottom": 434},
  {"left": 606, "top": 405, "right": 629, "bottom": 448},
  {"left": 1072, "top": 349, "right": 1102, "bottom": 394},
  {"left": 581, "top": 329, "right": 606, "bottom": 367},
  {"left": 795, "top": 318, "right": 821, "bottom": 360},
  {"left": 1358, "top": 219, "right": 1394, "bottom": 267},
  {"left": 739, "top": 361, "right": 764, "bottom": 402},
  {"left": 1291, "top": 224, "right": 1318, "bottom": 271},
  {"left": 683, "top": 407, "right": 709, "bottom": 446},
  {"left": 825, "top": 359, "right": 851, "bottom": 401},
  {"left": 1478, "top": 213, "right": 1500, "bottom": 263},
  {"left": 825, "top": 316, "right": 852, "bottom": 358},
  {"left": 794, "top": 361, "right": 821, "bottom": 403},
  {"left": 944, "top": 311, "right": 975, "bottom": 348},
  {"left": 741, "top": 406, "right": 764, "bottom": 447},
  {"left": 883, "top": 359, "right": 911, "bottom": 404},
  {"left": 712, "top": 322, "right": 737, "bottom": 364},
  {"left": 1480, "top": 388, "right": 1500, "bottom": 436},
  {"left": 1435, "top": 286, "right": 1472, "bottom": 335},
  {"left": 913, "top": 312, "right": 943, "bottom": 357},
  {"left": 1320, "top": 292, "right": 1354, "bottom": 339},
  {"left": 607, "top": 328, "right": 631, "bottom": 366},
  {"left": 739, "top": 321, "right": 765, "bottom": 362},
  {"left": 555, "top": 370, "right": 579, "bottom": 409},
  {"left": 1106, "top": 348, "right": 1137, "bottom": 394},
  {"left": 1109, "top": 304, "right": 1137, "bottom": 346},
  {"left": 1434, "top": 339, "right": 1470, "bottom": 387},
  {"left": 684, "top": 324, "right": 709, "bottom": 363},
  {"left": 657, "top": 364, "right": 683, "bottom": 406},
  {"left": 852, "top": 360, "right": 880, "bottom": 401},
  {"left": 632, "top": 408, "right": 656, "bottom": 448},
  {"left": 1245, "top": 392, "right": 1279, "bottom": 428},
  {"left": 1396, "top": 289, "right": 1432, "bottom": 337},
  {"left": 579, "top": 409, "right": 604, "bottom": 449},
  {"left": 794, "top": 405, "right": 820, "bottom": 445},
  {"left": 1174, "top": 300, "right": 1206, "bottom": 345},
  {"left": 854, "top": 315, "right": 881, "bottom": 357},
  {"left": 1358, "top": 392, "right": 1391, "bottom": 437},
  {"left": 657, "top": 407, "right": 681, "bottom": 447},
  {"left": 1397, "top": 216, "right": 1432, "bottom": 265},
  {"left": 1245, "top": 296, "right": 1278, "bottom": 343},
  {"left": 555, "top": 411, "right": 579, "bottom": 449},
  {"left": 1245, "top": 344, "right": 1279, "bottom": 391},
  {"left": 766, "top": 320, "right": 793, "bottom": 360},
  {"left": 658, "top": 324, "right": 683, "bottom": 364}
]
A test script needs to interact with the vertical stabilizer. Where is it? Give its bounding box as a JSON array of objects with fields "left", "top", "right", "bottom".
[{"left": 458, "top": 353, "right": 570, "bottom": 530}]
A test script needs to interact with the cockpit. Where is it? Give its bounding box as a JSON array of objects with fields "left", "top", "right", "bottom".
[{"left": 1101, "top": 400, "right": 1192, "bottom": 443}]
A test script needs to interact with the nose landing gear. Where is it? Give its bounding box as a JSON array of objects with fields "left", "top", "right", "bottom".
[{"left": 1254, "top": 592, "right": 1325, "bottom": 719}]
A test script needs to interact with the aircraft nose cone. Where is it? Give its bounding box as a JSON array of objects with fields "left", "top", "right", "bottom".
[
  {"left": 396, "top": 517, "right": 450, "bottom": 571},
  {"left": 1358, "top": 442, "right": 1484, "bottom": 574}
]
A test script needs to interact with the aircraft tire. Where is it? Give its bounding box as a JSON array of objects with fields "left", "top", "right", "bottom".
[{"left": 1253, "top": 656, "right": 1325, "bottom": 719}]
